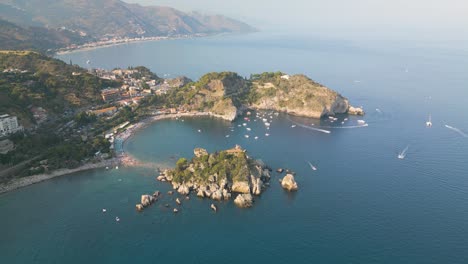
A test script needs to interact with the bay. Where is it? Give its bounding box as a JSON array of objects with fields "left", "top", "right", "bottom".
[{"left": 1, "top": 32, "right": 468, "bottom": 263}]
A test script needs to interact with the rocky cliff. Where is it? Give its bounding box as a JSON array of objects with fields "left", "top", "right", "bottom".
[
  {"left": 171, "top": 72, "right": 249, "bottom": 121},
  {"left": 248, "top": 72, "right": 363, "bottom": 118}
]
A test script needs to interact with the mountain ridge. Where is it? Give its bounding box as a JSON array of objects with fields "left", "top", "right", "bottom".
[{"left": 0, "top": 0, "right": 256, "bottom": 40}]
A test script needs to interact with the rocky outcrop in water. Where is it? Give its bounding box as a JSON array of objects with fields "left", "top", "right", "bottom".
[
  {"left": 234, "top": 193, "right": 253, "bottom": 208},
  {"left": 281, "top": 174, "right": 298, "bottom": 191},
  {"left": 156, "top": 145, "right": 270, "bottom": 208}
]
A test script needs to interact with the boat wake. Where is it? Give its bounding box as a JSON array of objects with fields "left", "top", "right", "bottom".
[
  {"left": 287, "top": 117, "right": 331, "bottom": 134},
  {"left": 306, "top": 161, "right": 317, "bottom": 171},
  {"left": 445, "top": 125, "right": 468, "bottom": 138},
  {"left": 398, "top": 145, "right": 409, "bottom": 159},
  {"left": 320, "top": 123, "right": 369, "bottom": 129}
]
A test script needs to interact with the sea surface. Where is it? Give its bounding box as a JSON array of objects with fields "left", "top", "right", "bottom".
[{"left": 1, "top": 32, "right": 468, "bottom": 263}]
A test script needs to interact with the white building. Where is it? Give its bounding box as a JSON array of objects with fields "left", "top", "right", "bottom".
[{"left": 0, "top": 114, "right": 23, "bottom": 136}]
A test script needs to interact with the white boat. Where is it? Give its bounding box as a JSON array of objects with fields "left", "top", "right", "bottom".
[
  {"left": 242, "top": 123, "right": 247, "bottom": 126},
  {"left": 238, "top": 124, "right": 241, "bottom": 127},
  {"left": 426, "top": 115, "right": 432, "bottom": 127},
  {"left": 244, "top": 135, "right": 249, "bottom": 138},
  {"left": 106, "top": 166, "right": 109, "bottom": 170},
  {"left": 265, "top": 133, "right": 270, "bottom": 136},
  {"left": 398, "top": 146, "right": 409, "bottom": 159},
  {"left": 344, "top": 118, "right": 348, "bottom": 121},
  {"left": 115, "top": 217, "right": 120, "bottom": 222},
  {"left": 265, "top": 122, "right": 270, "bottom": 127},
  {"left": 262, "top": 118, "right": 268, "bottom": 122},
  {"left": 291, "top": 125, "right": 296, "bottom": 128},
  {"left": 225, "top": 135, "right": 230, "bottom": 138},
  {"left": 246, "top": 127, "right": 251, "bottom": 131},
  {"left": 102, "top": 209, "right": 107, "bottom": 213},
  {"left": 115, "top": 166, "right": 119, "bottom": 170},
  {"left": 357, "top": 120, "right": 366, "bottom": 125},
  {"left": 254, "top": 136, "right": 259, "bottom": 140},
  {"left": 198, "top": 129, "right": 202, "bottom": 133}
]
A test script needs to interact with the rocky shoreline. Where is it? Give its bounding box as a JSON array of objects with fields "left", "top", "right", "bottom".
[{"left": 136, "top": 145, "right": 300, "bottom": 212}]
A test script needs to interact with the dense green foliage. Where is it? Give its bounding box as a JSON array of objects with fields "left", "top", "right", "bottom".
[
  {"left": 0, "top": 130, "right": 110, "bottom": 173},
  {"left": 171, "top": 150, "right": 251, "bottom": 184},
  {"left": 0, "top": 51, "right": 120, "bottom": 124}
]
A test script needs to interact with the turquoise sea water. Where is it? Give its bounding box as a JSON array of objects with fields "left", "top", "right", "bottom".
[{"left": 1, "top": 33, "right": 468, "bottom": 263}]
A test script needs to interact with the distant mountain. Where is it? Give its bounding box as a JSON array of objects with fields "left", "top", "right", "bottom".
[
  {"left": 0, "top": 0, "right": 256, "bottom": 39},
  {"left": 0, "top": 19, "right": 89, "bottom": 53}
]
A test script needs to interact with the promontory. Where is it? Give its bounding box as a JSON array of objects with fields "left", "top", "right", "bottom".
[{"left": 153, "top": 71, "right": 364, "bottom": 121}]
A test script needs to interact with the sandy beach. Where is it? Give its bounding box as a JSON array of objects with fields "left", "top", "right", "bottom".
[
  {"left": 55, "top": 33, "right": 211, "bottom": 55},
  {"left": 0, "top": 159, "right": 117, "bottom": 194}
]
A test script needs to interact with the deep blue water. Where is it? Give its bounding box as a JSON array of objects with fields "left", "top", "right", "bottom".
[{"left": 1, "top": 33, "right": 468, "bottom": 263}]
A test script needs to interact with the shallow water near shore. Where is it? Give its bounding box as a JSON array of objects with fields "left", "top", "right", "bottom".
[{"left": 1, "top": 33, "right": 468, "bottom": 263}]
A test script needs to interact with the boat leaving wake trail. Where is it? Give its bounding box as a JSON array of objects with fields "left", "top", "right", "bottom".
[
  {"left": 287, "top": 117, "right": 331, "bottom": 134},
  {"left": 306, "top": 161, "right": 317, "bottom": 171},
  {"left": 445, "top": 125, "right": 468, "bottom": 138},
  {"left": 398, "top": 145, "right": 409, "bottom": 159},
  {"left": 320, "top": 123, "right": 369, "bottom": 129}
]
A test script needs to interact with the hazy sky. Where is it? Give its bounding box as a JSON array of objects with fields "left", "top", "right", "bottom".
[{"left": 124, "top": 0, "right": 468, "bottom": 40}]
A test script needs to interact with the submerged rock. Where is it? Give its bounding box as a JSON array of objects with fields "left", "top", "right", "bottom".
[{"left": 281, "top": 174, "right": 298, "bottom": 191}]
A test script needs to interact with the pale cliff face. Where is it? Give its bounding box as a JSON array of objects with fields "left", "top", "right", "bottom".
[
  {"left": 249, "top": 74, "right": 350, "bottom": 118},
  {"left": 182, "top": 72, "right": 359, "bottom": 121}
]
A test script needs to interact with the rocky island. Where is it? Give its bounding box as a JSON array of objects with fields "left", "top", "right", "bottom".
[{"left": 153, "top": 145, "right": 271, "bottom": 208}]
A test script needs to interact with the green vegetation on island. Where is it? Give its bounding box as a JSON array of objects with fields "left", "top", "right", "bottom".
[{"left": 156, "top": 145, "right": 271, "bottom": 208}]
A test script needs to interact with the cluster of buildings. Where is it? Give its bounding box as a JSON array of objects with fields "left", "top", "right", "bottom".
[
  {"left": 97, "top": 68, "right": 179, "bottom": 106},
  {"left": 0, "top": 114, "right": 23, "bottom": 137},
  {"left": 2, "top": 68, "right": 28, "bottom": 74},
  {"left": 0, "top": 114, "right": 23, "bottom": 154}
]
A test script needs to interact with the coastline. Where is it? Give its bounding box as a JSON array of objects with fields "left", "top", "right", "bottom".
[
  {"left": 0, "top": 112, "right": 231, "bottom": 195},
  {"left": 0, "top": 159, "right": 116, "bottom": 195},
  {"left": 55, "top": 33, "right": 212, "bottom": 56}
]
